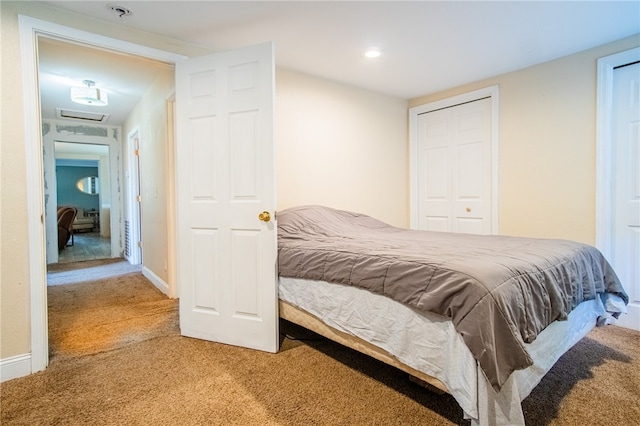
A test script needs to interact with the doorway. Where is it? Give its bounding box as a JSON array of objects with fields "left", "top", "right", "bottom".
[
  {"left": 19, "top": 15, "right": 186, "bottom": 373},
  {"left": 51, "top": 142, "right": 112, "bottom": 264}
]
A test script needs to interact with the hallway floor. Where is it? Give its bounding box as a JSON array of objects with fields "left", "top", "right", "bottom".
[{"left": 58, "top": 232, "right": 111, "bottom": 264}]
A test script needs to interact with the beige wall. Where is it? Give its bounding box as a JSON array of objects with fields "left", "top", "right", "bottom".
[
  {"left": 410, "top": 34, "right": 640, "bottom": 245},
  {"left": 0, "top": 1, "right": 209, "bottom": 362},
  {"left": 123, "top": 68, "right": 176, "bottom": 285},
  {"left": 276, "top": 69, "right": 409, "bottom": 227},
  {"left": 0, "top": 2, "right": 409, "bottom": 363},
  {"left": 118, "top": 67, "right": 410, "bottom": 292},
  {"left": 1, "top": 2, "right": 39, "bottom": 362}
]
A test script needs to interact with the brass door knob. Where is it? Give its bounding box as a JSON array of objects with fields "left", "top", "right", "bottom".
[{"left": 258, "top": 211, "right": 271, "bottom": 222}]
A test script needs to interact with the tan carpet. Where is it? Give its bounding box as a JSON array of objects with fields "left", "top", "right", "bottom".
[
  {"left": 1, "top": 269, "right": 639, "bottom": 425},
  {"left": 47, "top": 272, "right": 177, "bottom": 360}
]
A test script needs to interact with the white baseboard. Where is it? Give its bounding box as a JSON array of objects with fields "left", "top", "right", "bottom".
[
  {"left": 1, "top": 353, "right": 32, "bottom": 383},
  {"left": 614, "top": 302, "right": 640, "bottom": 331},
  {"left": 142, "top": 266, "right": 170, "bottom": 297}
]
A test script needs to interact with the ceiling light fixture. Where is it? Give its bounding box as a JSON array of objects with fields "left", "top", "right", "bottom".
[
  {"left": 363, "top": 49, "right": 382, "bottom": 59},
  {"left": 70, "top": 80, "right": 109, "bottom": 106}
]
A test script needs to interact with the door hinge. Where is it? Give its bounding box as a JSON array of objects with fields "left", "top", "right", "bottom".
[
  {"left": 135, "top": 149, "right": 140, "bottom": 156},
  {"left": 136, "top": 195, "right": 142, "bottom": 202},
  {"left": 137, "top": 241, "right": 142, "bottom": 248}
]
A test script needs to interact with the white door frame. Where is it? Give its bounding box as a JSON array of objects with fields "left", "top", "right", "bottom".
[
  {"left": 18, "top": 15, "right": 187, "bottom": 374},
  {"left": 409, "top": 85, "right": 500, "bottom": 233},
  {"left": 126, "top": 128, "right": 142, "bottom": 265},
  {"left": 595, "top": 47, "right": 640, "bottom": 256},
  {"left": 166, "top": 96, "right": 178, "bottom": 298},
  {"left": 44, "top": 129, "right": 122, "bottom": 264}
]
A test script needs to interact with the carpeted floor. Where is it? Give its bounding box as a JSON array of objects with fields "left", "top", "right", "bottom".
[
  {"left": 1, "top": 265, "right": 638, "bottom": 425},
  {"left": 47, "top": 258, "right": 142, "bottom": 286}
]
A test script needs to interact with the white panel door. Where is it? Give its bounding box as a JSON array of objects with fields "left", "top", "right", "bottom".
[
  {"left": 417, "top": 98, "right": 492, "bottom": 234},
  {"left": 613, "top": 62, "right": 640, "bottom": 330},
  {"left": 175, "top": 42, "right": 278, "bottom": 352}
]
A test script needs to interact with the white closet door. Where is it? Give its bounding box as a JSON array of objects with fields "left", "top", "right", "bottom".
[
  {"left": 416, "top": 98, "right": 493, "bottom": 234},
  {"left": 612, "top": 61, "right": 640, "bottom": 331},
  {"left": 175, "top": 42, "right": 278, "bottom": 352}
]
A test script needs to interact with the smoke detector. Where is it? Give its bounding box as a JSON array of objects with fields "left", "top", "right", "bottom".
[{"left": 107, "top": 4, "right": 132, "bottom": 19}]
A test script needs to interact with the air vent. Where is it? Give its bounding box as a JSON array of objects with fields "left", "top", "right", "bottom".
[{"left": 56, "top": 108, "right": 110, "bottom": 123}]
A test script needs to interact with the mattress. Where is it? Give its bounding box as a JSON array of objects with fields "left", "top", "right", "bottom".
[
  {"left": 279, "top": 276, "right": 607, "bottom": 424},
  {"left": 277, "top": 205, "right": 627, "bottom": 390}
]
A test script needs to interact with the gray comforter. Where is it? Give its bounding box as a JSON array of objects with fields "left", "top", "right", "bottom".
[{"left": 277, "top": 205, "right": 628, "bottom": 391}]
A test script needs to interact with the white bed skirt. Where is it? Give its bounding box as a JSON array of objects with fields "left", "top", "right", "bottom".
[{"left": 279, "top": 277, "right": 607, "bottom": 425}]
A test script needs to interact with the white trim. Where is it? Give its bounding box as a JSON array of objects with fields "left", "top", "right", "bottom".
[
  {"left": 408, "top": 85, "right": 500, "bottom": 233},
  {"left": 18, "top": 15, "right": 187, "bottom": 375},
  {"left": 166, "top": 96, "right": 178, "bottom": 298},
  {"left": 0, "top": 354, "right": 32, "bottom": 383},
  {"left": 19, "top": 16, "right": 186, "bottom": 64},
  {"left": 19, "top": 14, "right": 49, "bottom": 375},
  {"left": 43, "top": 124, "right": 59, "bottom": 263},
  {"left": 596, "top": 47, "right": 640, "bottom": 258},
  {"left": 142, "top": 266, "right": 170, "bottom": 296},
  {"left": 126, "top": 127, "right": 142, "bottom": 265}
]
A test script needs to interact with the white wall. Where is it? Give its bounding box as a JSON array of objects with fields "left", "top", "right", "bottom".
[{"left": 98, "top": 154, "right": 111, "bottom": 237}]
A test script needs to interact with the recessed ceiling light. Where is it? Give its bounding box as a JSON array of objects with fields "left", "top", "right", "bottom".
[{"left": 363, "top": 49, "right": 382, "bottom": 59}]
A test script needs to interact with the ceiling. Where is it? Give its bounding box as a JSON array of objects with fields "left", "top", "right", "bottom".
[
  {"left": 37, "top": 1, "right": 640, "bottom": 127},
  {"left": 38, "top": 38, "right": 171, "bottom": 126}
]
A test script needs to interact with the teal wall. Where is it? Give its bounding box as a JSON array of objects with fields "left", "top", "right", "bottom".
[{"left": 56, "top": 166, "right": 99, "bottom": 212}]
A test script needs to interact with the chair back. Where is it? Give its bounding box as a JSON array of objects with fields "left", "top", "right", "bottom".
[{"left": 57, "top": 207, "right": 77, "bottom": 250}]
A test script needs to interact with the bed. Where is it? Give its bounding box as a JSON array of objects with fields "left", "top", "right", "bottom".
[{"left": 276, "top": 205, "right": 628, "bottom": 425}]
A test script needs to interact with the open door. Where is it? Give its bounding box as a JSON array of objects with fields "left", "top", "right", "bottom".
[{"left": 175, "top": 42, "right": 278, "bottom": 352}]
